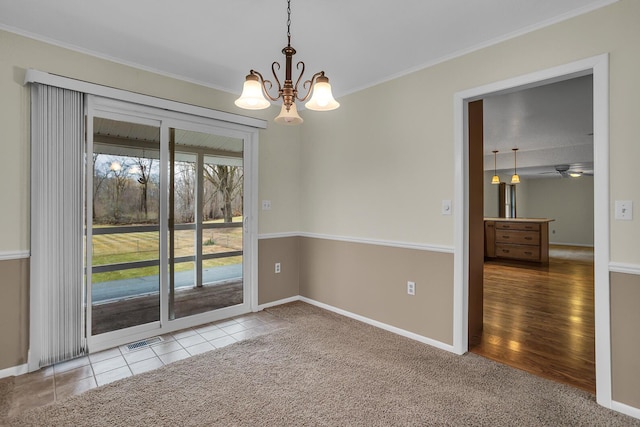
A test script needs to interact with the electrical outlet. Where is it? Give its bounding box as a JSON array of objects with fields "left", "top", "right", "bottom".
[
  {"left": 407, "top": 281, "right": 415, "bottom": 296},
  {"left": 262, "top": 200, "right": 272, "bottom": 210},
  {"left": 275, "top": 262, "right": 281, "bottom": 274}
]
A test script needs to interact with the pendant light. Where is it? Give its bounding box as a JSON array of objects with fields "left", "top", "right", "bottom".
[
  {"left": 511, "top": 148, "right": 521, "bottom": 184},
  {"left": 491, "top": 150, "right": 500, "bottom": 184},
  {"left": 234, "top": 0, "right": 339, "bottom": 125}
]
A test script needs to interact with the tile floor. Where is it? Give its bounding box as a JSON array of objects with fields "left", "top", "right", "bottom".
[{"left": 6, "top": 310, "right": 287, "bottom": 417}]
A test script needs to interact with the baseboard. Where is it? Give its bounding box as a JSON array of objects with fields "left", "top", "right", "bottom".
[
  {"left": 299, "top": 296, "right": 456, "bottom": 353},
  {"left": 0, "top": 363, "right": 28, "bottom": 379},
  {"left": 256, "top": 295, "right": 300, "bottom": 311},
  {"left": 611, "top": 400, "right": 640, "bottom": 421}
]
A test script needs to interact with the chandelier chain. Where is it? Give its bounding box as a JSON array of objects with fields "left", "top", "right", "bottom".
[{"left": 287, "top": 0, "right": 292, "bottom": 45}]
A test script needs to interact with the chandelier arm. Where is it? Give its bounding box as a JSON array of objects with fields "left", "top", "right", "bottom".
[
  {"left": 270, "top": 62, "right": 284, "bottom": 99},
  {"left": 292, "top": 61, "right": 306, "bottom": 99},
  {"left": 298, "top": 71, "right": 325, "bottom": 102},
  {"left": 250, "top": 69, "right": 279, "bottom": 102}
]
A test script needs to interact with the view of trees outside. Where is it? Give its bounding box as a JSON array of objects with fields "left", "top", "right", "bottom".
[
  {"left": 93, "top": 154, "right": 243, "bottom": 225},
  {"left": 91, "top": 153, "right": 244, "bottom": 284}
]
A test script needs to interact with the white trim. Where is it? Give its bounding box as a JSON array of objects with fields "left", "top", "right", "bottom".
[
  {"left": 258, "top": 232, "right": 301, "bottom": 240},
  {"left": 0, "top": 251, "right": 30, "bottom": 261},
  {"left": 611, "top": 400, "right": 640, "bottom": 421},
  {"left": 453, "top": 54, "right": 612, "bottom": 407},
  {"left": 0, "top": 363, "right": 28, "bottom": 379},
  {"left": 256, "top": 296, "right": 301, "bottom": 311},
  {"left": 299, "top": 232, "right": 455, "bottom": 254},
  {"left": 609, "top": 262, "right": 640, "bottom": 276},
  {"left": 257, "top": 232, "right": 455, "bottom": 253},
  {"left": 300, "top": 297, "right": 456, "bottom": 353},
  {"left": 23, "top": 69, "right": 267, "bottom": 130}
]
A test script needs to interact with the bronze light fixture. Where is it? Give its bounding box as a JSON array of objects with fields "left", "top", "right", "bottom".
[
  {"left": 511, "top": 148, "right": 521, "bottom": 184},
  {"left": 491, "top": 150, "right": 500, "bottom": 184},
  {"left": 234, "top": 0, "right": 339, "bottom": 125}
]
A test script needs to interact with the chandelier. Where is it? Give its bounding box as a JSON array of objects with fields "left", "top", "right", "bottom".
[{"left": 234, "top": 0, "right": 340, "bottom": 125}]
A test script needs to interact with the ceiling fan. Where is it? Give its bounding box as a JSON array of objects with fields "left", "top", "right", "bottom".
[{"left": 539, "top": 164, "right": 593, "bottom": 178}]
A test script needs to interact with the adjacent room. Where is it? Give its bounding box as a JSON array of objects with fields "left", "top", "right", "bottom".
[{"left": 0, "top": 0, "right": 639, "bottom": 424}]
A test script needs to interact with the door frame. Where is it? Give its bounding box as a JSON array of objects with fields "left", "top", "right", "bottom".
[
  {"left": 86, "top": 96, "right": 260, "bottom": 353},
  {"left": 452, "top": 54, "right": 611, "bottom": 406}
]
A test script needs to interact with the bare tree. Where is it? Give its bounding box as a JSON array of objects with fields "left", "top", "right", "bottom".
[
  {"left": 204, "top": 165, "right": 243, "bottom": 223},
  {"left": 132, "top": 157, "right": 154, "bottom": 220},
  {"left": 92, "top": 153, "right": 109, "bottom": 220},
  {"left": 108, "top": 157, "right": 130, "bottom": 221}
]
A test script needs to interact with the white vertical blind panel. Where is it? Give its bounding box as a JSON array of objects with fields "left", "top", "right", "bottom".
[{"left": 31, "top": 84, "right": 85, "bottom": 368}]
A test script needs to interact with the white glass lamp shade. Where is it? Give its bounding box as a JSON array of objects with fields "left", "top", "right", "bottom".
[
  {"left": 235, "top": 75, "right": 270, "bottom": 110},
  {"left": 511, "top": 174, "right": 521, "bottom": 184},
  {"left": 491, "top": 174, "right": 500, "bottom": 184},
  {"left": 305, "top": 77, "right": 340, "bottom": 111},
  {"left": 274, "top": 103, "right": 303, "bottom": 125}
]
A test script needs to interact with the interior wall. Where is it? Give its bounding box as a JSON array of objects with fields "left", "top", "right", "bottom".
[
  {"left": 300, "top": 0, "right": 639, "bottom": 411},
  {"left": 0, "top": 29, "right": 301, "bottom": 370},
  {"left": 299, "top": 237, "right": 454, "bottom": 346},
  {"left": 0, "top": 258, "right": 29, "bottom": 371},
  {"left": 521, "top": 176, "right": 594, "bottom": 246}
]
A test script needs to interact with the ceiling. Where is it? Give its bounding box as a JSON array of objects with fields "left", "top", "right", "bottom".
[
  {"left": 0, "top": 0, "right": 615, "bottom": 97},
  {"left": 484, "top": 75, "right": 594, "bottom": 179},
  {"left": 1, "top": 1, "right": 605, "bottom": 178}
]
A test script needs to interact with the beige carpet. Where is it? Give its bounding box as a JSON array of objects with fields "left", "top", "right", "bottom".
[
  {"left": 3, "top": 302, "right": 639, "bottom": 426},
  {"left": 0, "top": 376, "right": 14, "bottom": 419}
]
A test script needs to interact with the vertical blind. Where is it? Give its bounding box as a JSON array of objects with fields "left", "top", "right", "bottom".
[{"left": 30, "top": 83, "right": 86, "bottom": 368}]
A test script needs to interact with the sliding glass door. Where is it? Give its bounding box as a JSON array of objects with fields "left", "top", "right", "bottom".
[
  {"left": 86, "top": 98, "right": 255, "bottom": 352},
  {"left": 169, "top": 127, "right": 245, "bottom": 320}
]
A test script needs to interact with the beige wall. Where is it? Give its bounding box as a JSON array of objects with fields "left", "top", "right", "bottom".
[
  {"left": 258, "top": 237, "right": 300, "bottom": 305},
  {"left": 0, "top": 258, "right": 29, "bottom": 370},
  {"left": 299, "top": 237, "right": 454, "bottom": 345},
  {"left": 611, "top": 272, "right": 640, "bottom": 408}
]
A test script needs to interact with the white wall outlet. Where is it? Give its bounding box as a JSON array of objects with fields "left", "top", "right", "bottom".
[
  {"left": 407, "top": 281, "right": 415, "bottom": 296},
  {"left": 275, "top": 262, "right": 281, "bottom": 274},
  {"left": 441, "top": 199, "right": 452, "bottom": 215},
  {"left": 615, "top": 200, "right": 633, "bottom": 220},
  {"left": 262, "top": 200, "right": 272, "bottom": 210}
]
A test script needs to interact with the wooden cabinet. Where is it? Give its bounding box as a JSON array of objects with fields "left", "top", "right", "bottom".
[{"left": 484, "top": 218, "right": 553, "bottom": 263}]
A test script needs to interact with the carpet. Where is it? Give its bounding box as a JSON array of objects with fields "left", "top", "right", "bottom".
[
  {"left": 3, "top": 302, "right": 638, "bottom": 426},
  {"left": 0, "top": 376, "right": 14, "bottom": 419}
]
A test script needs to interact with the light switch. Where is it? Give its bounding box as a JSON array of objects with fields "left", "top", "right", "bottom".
[
  {"left": 442, "top": 199, "right": 452, "bottom": 215},
  {"left": 615, "top": 200, "right": 633, "bottom": 220}
]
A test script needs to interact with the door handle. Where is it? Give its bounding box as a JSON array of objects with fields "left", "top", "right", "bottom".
[{"left": 243, "top": 216, "right": 248, "bottom": 233}]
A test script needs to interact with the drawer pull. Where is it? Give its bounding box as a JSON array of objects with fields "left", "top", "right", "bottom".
[
  {"left": 524, "top": 251, "right": 533, "bottom": 255},
  {"left": 502, "top": 235, "right": 510, "bottom": 239},
  {"left": 524, "top": 237, "right": 533, "bottom": 240},
  {"left": 502, "top": 249, "right": 510, "bottom": 253}
]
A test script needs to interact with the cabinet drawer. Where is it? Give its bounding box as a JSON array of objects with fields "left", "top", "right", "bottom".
[
  {"left": 495, "top": 230, "right": 540, "bottom": 245},
  {"left": 495, "top": 222, "right": 540, "bottom": 232},
  {"left": 495, "top": 244, "right": 540, "bottom": 261}
]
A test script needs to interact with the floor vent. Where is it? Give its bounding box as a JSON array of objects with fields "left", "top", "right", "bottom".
[{"left": 125, "top": 336, "right": 163, "bottom": 351}]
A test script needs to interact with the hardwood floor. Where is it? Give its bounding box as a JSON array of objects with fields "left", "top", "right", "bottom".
[{"left": 470, "top": 245, "right": 595, "bottom": 393}]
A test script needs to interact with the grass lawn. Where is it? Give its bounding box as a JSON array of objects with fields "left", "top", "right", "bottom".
[{"left": 91, "top": 218, "right": 243, "bottom": 283}]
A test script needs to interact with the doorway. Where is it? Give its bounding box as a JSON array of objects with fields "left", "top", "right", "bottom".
[
  {"left": 86, "top": 97, "right": 255, "bottom": 353},
  {"left": 452, "top": 54, "right": 611, "bottom": 406}
]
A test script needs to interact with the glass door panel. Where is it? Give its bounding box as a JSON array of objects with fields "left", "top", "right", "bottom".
[
  {"left": 90, "top": 117, "right": 161, "bottom": 335},
  {"left": 170, "top": 128, "right": 244, "bottom": 319}
]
